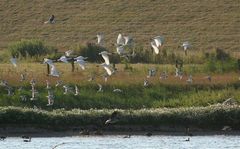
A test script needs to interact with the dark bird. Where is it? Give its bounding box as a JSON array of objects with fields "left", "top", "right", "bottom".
[
  {"left": 0, "top": 136, "right": 6, "bottom": 141},
  {"left": 105, "top": 111, "right": 119, "bottom": 125}
]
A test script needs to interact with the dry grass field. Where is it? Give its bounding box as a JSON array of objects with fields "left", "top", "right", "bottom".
[{"left": 0, "top": 0, "right": 239, "bottom": 53}]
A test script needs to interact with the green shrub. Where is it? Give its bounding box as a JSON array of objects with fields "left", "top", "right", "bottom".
[{"left": 8, "top": 39, "right": 57, "bottom": 58}]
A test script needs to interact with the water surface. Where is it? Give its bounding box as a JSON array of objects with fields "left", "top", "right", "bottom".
[{"left": 1, "top": 135, "right": 239, "bottom": 149}]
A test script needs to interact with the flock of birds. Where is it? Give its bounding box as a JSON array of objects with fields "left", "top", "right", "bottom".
[{"left": 0, "top": 15, "right": 213, "bottom": 107}]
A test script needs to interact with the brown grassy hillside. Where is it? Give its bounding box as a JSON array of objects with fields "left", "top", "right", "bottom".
[{"left": 0, "top": 0, "right": 239, "bottom": 53}]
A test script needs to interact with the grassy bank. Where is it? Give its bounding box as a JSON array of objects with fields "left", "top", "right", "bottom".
[{"left": 0, "top": 106, "right": 239, "bottom": 131}]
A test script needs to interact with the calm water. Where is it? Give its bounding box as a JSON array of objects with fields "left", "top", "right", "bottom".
[{"left": 0, "top": 135, "right": 240, "bottom": 149}]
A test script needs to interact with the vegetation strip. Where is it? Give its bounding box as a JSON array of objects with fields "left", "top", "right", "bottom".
[{"left": 0, "top": 106, "right": 239, "bottom": 130}]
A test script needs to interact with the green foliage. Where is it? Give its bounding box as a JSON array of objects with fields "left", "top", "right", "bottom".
[
  {"left": 8, "top": 39, "right": 57, "bottom": 58},
  {"left": 204, "top": 49, "right": 238, "bottom": 73}
]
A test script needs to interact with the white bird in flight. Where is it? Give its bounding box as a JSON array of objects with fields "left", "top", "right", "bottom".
[
  {"left": 153, "top": 36, "right": 164, "bottom": 47},
  {"left": 117, "top": 33, "right": 125, "bottom": 46},
  {"left": 74, "top": 56, "right": 87, "bottom": 61},
  {"left": 58, "top": 56, "right": 69, "bottom": 63},
  {"left": 151, "top": 41, "right": 160, "bottom": 54},
  {"left": 65, "top": 50, "right": 73, "bottom": 57},
  {"left": 116, "top": 45, "right": 125, "bottom": 55},
  {"left": 99, "top": 51, "right": 111, "bottom": 65},
  {"left": 75, "top": 59, "right": 87, "bottom": 70},
  {"left": 97, "top": 33, "right": 104, "bottom": 46},
  {"left": 101, "top": 63, "right": 114, "bottom": 76},
  {"left": 43, "top": 58, "right": 54, "bottom": 66}
]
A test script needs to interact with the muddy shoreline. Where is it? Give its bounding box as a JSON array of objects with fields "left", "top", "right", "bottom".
[{"left": 0, "top": 125, "right": 239, "bottom": 137}]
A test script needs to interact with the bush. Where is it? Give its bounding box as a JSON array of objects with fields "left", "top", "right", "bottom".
[
  {"left": 8, "top": 39, "right": 57, "bottom": 58},
  {"left": 74, "top": 43, "right": 108, "bottom": 63}
]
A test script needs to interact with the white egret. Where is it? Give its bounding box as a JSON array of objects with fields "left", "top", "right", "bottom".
[
  {"left": 151, "top": 41, "right": 160, "bottom": 54},
  {"left": 43, "top": 58, "right": 54, "bottom": 66},
  {"left": 153, "top": 36, "right": 164, "bottom": 47},
  {"left": 116, "top": 45, "right": 125, "bottom": 55},
  {"left": 10, "top": 58, "right": 17, "bottom": 67},
  {"left": 99, "top": 51, "right": 111, "bottom": 65},
  {"left": 97, "top": 33, "right": 104, "bottom": 46},
  {"left": 75, "top": 59, "right": 87, "bottom": 70},
  {"left": 100, "top": 63, "right": 114, "bottom": 76},
  {"left": 117, "top": 33, "right": 125, "bottom": 46},
  {"left": 74, "top": 56, "right": 87, "bottom": 61},
  {"left": 58, "top": 56, "right": 69, "bottom": 63},
  {"left": 65, "top": 50, "right": 73, "bottom": 57},
  {"left": 50, "top": 65, "right": 60, "bottom": 77}
]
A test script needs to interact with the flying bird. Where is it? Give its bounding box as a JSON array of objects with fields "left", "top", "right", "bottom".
[
  {"left": 153, "top": 36, "right": 164, "bottom": 47},
  {"left": 117, "top": 33, "right": 125, "bottom": 46},
  {"left": 75, "top": 59, "right": 87, "bottom": 70},
  {"left": 100, "top": 63, "right": 114, "bottom": 76},
  {"left": 65, "top": 50, "right": 73, "bottom": 57},
  {"left": 97, "top": 33, "right": 104, "bottom": 46},
  {"left": 151, "top": 41, "right": 160, "bottom": 54},
  {"left": 99, "top": 51, "right": 111, "bottom": 65},
  {"left": 58, "top": 56, "right": 69, "bottom": 63}
]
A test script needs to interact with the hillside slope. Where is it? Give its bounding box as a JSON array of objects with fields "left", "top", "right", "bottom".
[{"left": 0, "top": 0, "right": 239, "bottom": 52}]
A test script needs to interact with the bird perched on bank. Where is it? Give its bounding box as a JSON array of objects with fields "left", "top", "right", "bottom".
[
  {"left": 182, "top": 41, "right": 191, "bottom": 56},
  {"left": 147, "top": 68, "right": 157, "bottom": 78},
  {"left": 10, "top": 58, "right": 17, "bottom": 67},
  {"left": 44, "top": 15, "right": 55, "bottom": 24},
  {"left": 74, "top": 85, "right": 79, "bottom": 96},
  {"left": 46, "top": 90, "right": 54, "bottom": 106},
  {"left": 99, "top": 51, "right": 111, "bottom": 65}
]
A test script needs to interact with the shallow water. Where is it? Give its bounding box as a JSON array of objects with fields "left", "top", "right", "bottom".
[{"left": 1, "top": 135, "right": 240, "bottom": 149}]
